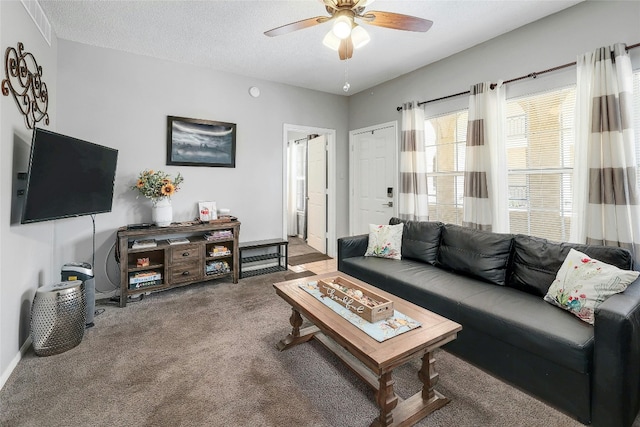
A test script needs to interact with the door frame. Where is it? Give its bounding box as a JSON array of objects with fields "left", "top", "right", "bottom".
[
  {"left": 283, "top": 124, "right": 336, "bottom": 257},
  {"left": 349, "top": 121, "right": 398, "bottom": 236}
]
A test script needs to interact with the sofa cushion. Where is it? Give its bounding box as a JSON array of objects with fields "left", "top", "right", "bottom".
[
  {"left": 340, "top": 254, "right": 594, "bottom": 374},
  {"left": 364, "top": 223, "right": 403, "bottom": 259},
  {"left": 457, "top": 285, "right": 594, "bottom": 374},
  {"left": 339, "top": 255, "right": 496, "bottom": 322},
  {"left": 437, "top": 224, "right": 513, "bottom": 286},
  {"left": 507, "top": 234, "right": 635, "bottom": 297},
  {"left": 389, "top": 217, "right": 442, "bottom": 265},
  {"left": 544, "top": 248, "right": 639, "bottom": 324}
]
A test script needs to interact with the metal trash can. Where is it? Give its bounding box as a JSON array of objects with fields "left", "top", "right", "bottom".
[
  {"left": 61, "top": 262, "right": 95, "bottom": 327},
  {"left": 30, "top": 281, "right": 86, "bottom": 356}
]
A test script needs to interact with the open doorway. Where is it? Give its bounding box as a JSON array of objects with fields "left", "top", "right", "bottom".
[{"left": 282, "top": 124, "right": 336, "bottom": 257}]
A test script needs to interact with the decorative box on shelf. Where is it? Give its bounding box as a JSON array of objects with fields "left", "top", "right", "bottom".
[{"left": 317, "top": 276, "right": 393, "bottom": 323}]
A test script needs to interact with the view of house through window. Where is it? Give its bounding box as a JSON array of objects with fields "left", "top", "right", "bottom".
[
  {"left": 634, "top": 71, "right": 640, "bottom": 190},
  {"left": 506, "top": 87, "right": 575, "bottom": 241},
  {"left": 424, "top": 111, "right": 467, "bottom": 225},
  {"left": 425, "top": 86, "right": 576, "bottom": 242}
]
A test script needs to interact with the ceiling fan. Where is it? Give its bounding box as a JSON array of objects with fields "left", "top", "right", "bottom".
[{"left": 264, "top": 0, "right": 433, "bottom": 60}]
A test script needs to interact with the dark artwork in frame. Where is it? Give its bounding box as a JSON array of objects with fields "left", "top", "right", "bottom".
[{"left": 166, "top": 116, "right": 236, "bottom": 167}]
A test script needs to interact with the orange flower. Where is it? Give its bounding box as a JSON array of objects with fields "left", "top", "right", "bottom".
[
  {"left": 136, "top": 179, "right": 145, "bottom": 188},
  {"left": 161, "top": 183, "right": 176, "bottom": 196}
]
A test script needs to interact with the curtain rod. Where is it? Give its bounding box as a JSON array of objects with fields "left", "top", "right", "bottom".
[{"left": 395, "top": 42, "right": 640, "bottom": 112}]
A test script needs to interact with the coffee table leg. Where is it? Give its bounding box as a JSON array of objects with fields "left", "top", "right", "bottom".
[
  {"left": 419, "top": 351, "right": 439, "bottom": 399},
  {"left": 372, "top": 371, "right": 398, "bottom": 427},
  {"left": 277, "top": 307, "right": 316, "bottom": 351}
]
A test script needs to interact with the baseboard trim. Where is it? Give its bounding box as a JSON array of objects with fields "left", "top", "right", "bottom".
[{"left": 0, "top": 337, "right": 31, "bottom": 391}]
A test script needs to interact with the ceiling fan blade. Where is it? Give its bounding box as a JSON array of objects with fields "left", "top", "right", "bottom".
[
  {"left": 338, "top": 37, "right": 353, "bottom": 60},
  {"left": 264, "top": 16, "right": 330, "bottom": 37},
  {"left": 360, "top": 11, "right": 433, "bottom": 32}
]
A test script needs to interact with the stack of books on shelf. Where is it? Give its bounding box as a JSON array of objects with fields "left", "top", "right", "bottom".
[
  {"left": 204, "top": 230, "right": 233, "bottom": 241},
  {"left": 206, "top": 260, "right": 230, "bottom": 275},
  {"left": 131, "top": 239, "right": 157, "bottom": 249},
  {"left": 209, "top": 245, "right": 231, "bottom": 257},
  {"left": 129, "top": 270, "right": 162, "bottom": 289},
  {"left": 168, "top": 237, "right": 190, "bottom": 245}
]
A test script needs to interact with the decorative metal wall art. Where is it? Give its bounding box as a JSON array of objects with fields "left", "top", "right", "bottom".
[{"left": 2, "top": 42, "right": 49, "bottom": 129}]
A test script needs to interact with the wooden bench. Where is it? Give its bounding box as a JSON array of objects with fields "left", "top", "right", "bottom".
[{"left": 239, "top": 238, "right": 288, "bottom": 278}]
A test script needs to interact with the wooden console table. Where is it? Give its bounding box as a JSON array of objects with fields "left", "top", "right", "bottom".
[{"left": 116, "top": 220, "right": 240, "bottom": 307}]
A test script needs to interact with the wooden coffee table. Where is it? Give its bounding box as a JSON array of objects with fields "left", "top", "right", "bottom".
[{"left": 273, "top": 272, "right": 462, "bottom": 427}]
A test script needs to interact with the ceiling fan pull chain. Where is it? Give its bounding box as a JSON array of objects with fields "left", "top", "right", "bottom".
[{"left": 343, "top": 60, "right": 350, "bottom": 92}]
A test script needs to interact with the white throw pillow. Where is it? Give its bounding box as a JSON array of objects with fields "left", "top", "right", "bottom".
[
  {"left": 544, "top": 248, "right": 639, "bottom": 324},
  {"left": 364, "top": 223, "right": 403, "bottom": 260}
]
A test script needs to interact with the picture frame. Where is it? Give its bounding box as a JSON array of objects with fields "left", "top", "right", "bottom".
[
  {"left": 198, "top": 201, "right": 217, "bottom": 222},
  {"left": 167, "top": 116, "right": 236, "bottom": 167}
]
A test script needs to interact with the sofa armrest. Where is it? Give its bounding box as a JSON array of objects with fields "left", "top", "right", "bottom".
[
  {"left": 592, "top": 277, "right": 640, "bottom": 426},
  {"left": 337, "top": 234, "right": 368, "bottom": 272}
]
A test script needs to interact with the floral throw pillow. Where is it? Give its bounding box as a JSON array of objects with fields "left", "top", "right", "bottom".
[
  {"left": 544, "top": 248, "right": 639, "bottom": 324},
  {"left": 364, "top": 223, "right": 403, "bottom": 260}
]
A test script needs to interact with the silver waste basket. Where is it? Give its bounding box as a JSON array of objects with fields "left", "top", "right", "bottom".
[{"left": 30, "top": 281, "right": 86, "bottom": 356}]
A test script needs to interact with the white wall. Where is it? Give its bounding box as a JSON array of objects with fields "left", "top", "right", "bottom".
[
  {"left": 0, "top": 0, "right": 57, "bottom": 388},
  {"left": 53, "top": 40, "right": 350, "bottom": 297},
  {"left": 348, "top": 1, "right": 640, "bottom": 130}
]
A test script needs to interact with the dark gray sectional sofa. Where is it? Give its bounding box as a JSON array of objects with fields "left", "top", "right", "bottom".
[{"left": 337, "top": 218, "right": 640, "bottom": 426}]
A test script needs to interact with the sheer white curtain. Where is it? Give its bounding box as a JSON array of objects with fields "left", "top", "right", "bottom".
[
  {"left": 571, "top": 43, "right": 640, "bottom": 264},
  {"left": 463, "top": 82, "right": 509, "bottom": 232},
  {"left": 398, "top": 101, "right": 429, "bottom": 221}
]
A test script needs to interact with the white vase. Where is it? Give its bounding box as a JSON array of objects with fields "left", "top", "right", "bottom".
[{"left": 152, "top": 198, "right": 173, "bottom": 227}]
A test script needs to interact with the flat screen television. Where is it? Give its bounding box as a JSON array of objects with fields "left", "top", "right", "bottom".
[{"left": 21, "top": 128, "right": 119, "bottom": 224}]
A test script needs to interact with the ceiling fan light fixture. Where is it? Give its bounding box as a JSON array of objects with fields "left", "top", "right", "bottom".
[
  {"left": 351, "top": 25, "right": 370, "bottom": 49},
  {"left": 322, "top": 31, "right": 341, "bottom": 51},
  {"left": 332, "top": 15, "right": 352, "bottom": 39}
]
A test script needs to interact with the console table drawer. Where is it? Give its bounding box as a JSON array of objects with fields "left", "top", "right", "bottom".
[
  {"left": 170, "top": 261, "right": 203, "bottom": 283},
  {"left": 170, "top": 244, "right": 201, "bottom": 262}
]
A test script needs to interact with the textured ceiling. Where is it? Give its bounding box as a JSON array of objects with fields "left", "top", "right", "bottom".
[{"left": 39, "top": 0, "right": 583, "bottom": 96}]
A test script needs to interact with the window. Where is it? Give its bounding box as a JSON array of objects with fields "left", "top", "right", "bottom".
[
  {"left": 506, "top": 87, "right": 575, "bottom": 242},
  {"left": 424, "top": 111, "right": 468, "bottom": 225},
  {"left": 634, "top": 70, "right": 640, "bottom": 189},
  {"left": 424, "top": 87, "right": 576, "bottom": 242}
]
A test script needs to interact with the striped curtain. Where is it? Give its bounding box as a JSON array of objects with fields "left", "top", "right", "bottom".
[
  {"left": 398, "top": 101, "right": 429, "bottom": 221},
  {"left": 463, "top": 82, "right": 509, "bottom": 232},
  {"left": 571, "top": 43, "right": 640, "bottom": 264}
]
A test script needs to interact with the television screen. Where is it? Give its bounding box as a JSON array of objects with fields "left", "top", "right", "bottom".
[{"left": 21, "top": 128, "right": 118, "bottom": 224}]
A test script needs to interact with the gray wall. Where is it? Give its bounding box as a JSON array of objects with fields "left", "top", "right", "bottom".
[
  {"left": 52, "top": 39, "right": 350, "bottom": 296},
  {"left": 0, "top": 0, "right": 58, "bottom": 386},
  {"left": 349, "top": 1, "right": 640, "bottom": 131}
]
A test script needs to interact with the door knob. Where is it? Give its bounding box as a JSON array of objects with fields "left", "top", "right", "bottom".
[{"left": 383, "top": 201, "right": 393, "bottom": 207}]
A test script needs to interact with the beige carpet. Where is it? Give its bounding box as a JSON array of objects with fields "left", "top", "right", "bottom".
[{"left": 0, "top": 271, "right": 586, "bottom": 427}]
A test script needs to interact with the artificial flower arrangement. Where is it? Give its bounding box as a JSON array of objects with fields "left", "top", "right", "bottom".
[{"left": 132, "top": 169, "right": 184, "bottom": 205}]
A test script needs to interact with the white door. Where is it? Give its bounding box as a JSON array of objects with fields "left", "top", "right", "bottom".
[
  {"left": 307, "top": 135, "right": 327, "bottom": 253},
  {"left": 350, "top": 123, "right": 398, "bottom": 235}
]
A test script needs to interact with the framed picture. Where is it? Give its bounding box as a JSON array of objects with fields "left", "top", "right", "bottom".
[
  {"left": 167, "top": 116, "right": 236, "bottom": 167},
  {"left": 198, "top": 201, "right": 217, "bottom": 222}
]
